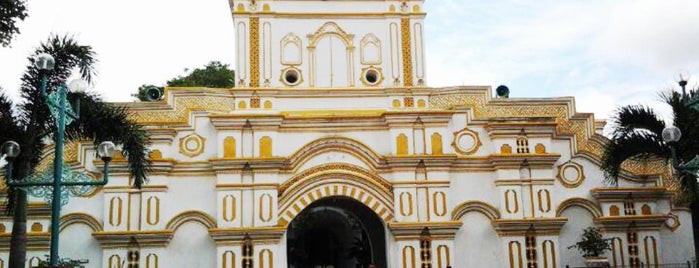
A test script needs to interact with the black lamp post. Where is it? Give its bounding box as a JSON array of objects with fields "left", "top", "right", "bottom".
[{"left": 662, "top": 71, "right": 699, "bottom": 178}]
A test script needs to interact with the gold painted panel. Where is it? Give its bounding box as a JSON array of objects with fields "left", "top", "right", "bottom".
[
  {"left": 609, "top": 205, "right": 620, "bottom": 216},
  {"left": 396, "top": 134, "right": 409, "bottom": 156},
  {"left": 224, "top": 137, "right": 236, "bottom": 158},
  {"left": 501, "top": 144, "right": 513, "bottom": 154},
  {"left": 259, "top": 136, "right": 272, "bottom": 158},
  {"left": 431, "top": 133, "right": 443, "bottom": 155},
  {"left": 30, "top": 222, "right": 42, "bottom": 232}
]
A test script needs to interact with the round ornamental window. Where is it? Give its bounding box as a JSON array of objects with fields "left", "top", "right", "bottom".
[
  {"left": 280, "top": 67, "right": 303, "bottom": 86},
  {"left": 365, "top": 69, "right": 379, "bottom": 84},
  {"left": 360, "top": 67, "right": 384, "bottom": 86},
  {"left": 285, "top": 70, "right": 299, "bottom": 84}
]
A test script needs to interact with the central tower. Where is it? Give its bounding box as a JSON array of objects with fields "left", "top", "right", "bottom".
[{"left": 231, "top": 0, "right": 427, "bottom": 88}]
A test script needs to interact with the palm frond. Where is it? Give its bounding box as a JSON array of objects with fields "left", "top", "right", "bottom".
[
  {"left": 610, "top": 105, "right": 666, "bottom": 140},
  {"left": 38, "top": 34, "right": 97, "bottom": 84},
  {"left": 601, "top": 131, "right": 668, "bottom": 185},
  {"left": 65, "top": 92, "right": 151, "bottom": 187},
  {"left": 0, "top": 90, "right": 21, "bottom": 143}
]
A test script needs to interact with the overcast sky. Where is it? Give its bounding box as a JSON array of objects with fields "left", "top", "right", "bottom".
[{"left": 1, "top": 0, "right": 698, "bottom": 125}]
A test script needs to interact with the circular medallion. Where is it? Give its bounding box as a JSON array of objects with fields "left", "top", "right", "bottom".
[
  {"left": 179, "top": 133, "right": 206, "bottom": 157},
  {"left": 452, "top": 127, "right": 482, "bottom": 155},
  {"left": 556, "top": 161, "right": 585, "bottom": 188},
  {"left": 665, "top": 213, "right": 680, "bottom": 231}
]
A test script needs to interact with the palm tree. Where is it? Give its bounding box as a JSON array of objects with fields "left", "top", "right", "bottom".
[
  {"left": 601, "top": 85, "right": 699, "bottom": 259},
  {"left": 0, "top": 35, "right": 150, "bottom": 268}
]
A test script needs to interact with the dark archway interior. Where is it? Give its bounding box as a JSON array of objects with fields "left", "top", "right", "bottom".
[{"left": 286, "top": 196, "right": 387, "bottom": 268}]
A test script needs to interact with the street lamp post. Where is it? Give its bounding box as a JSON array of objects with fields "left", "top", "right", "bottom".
[
  {"left": 676, "top": 70, "right": 699, "bottom": 111},
  {"left": 663, "top": 71, "right": 699, "bottom": 178},
  {"left": 1, "top": 53, "right": 117, "bottom": 267},
  {"left": 661, "top": 126, "right": 699, "bottom": 178}
]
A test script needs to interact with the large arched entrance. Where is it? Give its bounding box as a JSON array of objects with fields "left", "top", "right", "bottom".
[{"left": 286, "top": 196, "right": 387, "bottom": 268}]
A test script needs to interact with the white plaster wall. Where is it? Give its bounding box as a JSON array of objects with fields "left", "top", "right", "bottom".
[
  {"left": 558, "top": 206, "right": 596, "bottom": 267},
  {"left": 59, "top": 224, "right": 101, "bottom": 268},
  {"left": 157, "top": 177, "right": 217, "bottom": 225},
  {"left": 276, "top": 130, "right": 393, "bottom": 159},
  {"left": 468, "top": 126, "right": 494, "bottom": 156},
  {"left": 63, "top": 192, "right": 104, "bottom": 223},
  {"left": 453, "top": 212, "right": 503, "bottom": 267},
  {"left": 448, "top": 172, "right": 499, "bottom": 210},
  {"left": 272, "top": 97, "right": 390, "bottom": 111},
  {"left": 661, "top": 210, "right": 697, "bottom": 263},
  {"left": 165, "top": 222, "right": 216, "bottom": 268}
]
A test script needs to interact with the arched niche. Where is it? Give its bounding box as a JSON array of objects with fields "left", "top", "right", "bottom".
[
  {"left": 360, "top": 33, "right": 381, "bottom": 65},
  {"left": 307, "top": 22, "right": 355, "bottom": 88}
]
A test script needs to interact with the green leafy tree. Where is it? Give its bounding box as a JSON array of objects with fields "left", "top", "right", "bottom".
[
  {"left": 0, "top": 0, "right": 28, "bottom": 47},
  {"left": 132, "top": 61, "right": 235, "bottom": 101},
  {"left": 568, "top": 227, "right": 611, "bottom": 257},
  {"left": 166, "top": 61, "right": 235, "bottom": 88},
  {"left": 0, "top": 35, "right": 151, "bottom": 268},
  {"left": 601, "top": 86, "right": 699, "bottom": 258}
]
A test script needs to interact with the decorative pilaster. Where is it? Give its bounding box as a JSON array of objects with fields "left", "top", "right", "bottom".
[
  {"left": 400, "top": 17, "right": 413, "bottom": 87},
  {"left": 249, "top": 17, "right": 260, "bottom": 87}
]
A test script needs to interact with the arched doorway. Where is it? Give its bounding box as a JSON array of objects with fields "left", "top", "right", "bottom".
[{"left": 286, "top": 196, "right": 387, "bottom": 268}]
